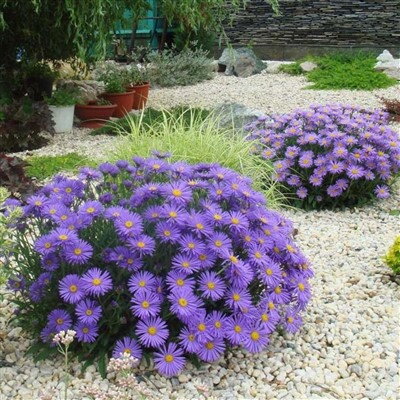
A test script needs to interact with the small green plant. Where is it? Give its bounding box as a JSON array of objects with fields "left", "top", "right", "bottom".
[
  {"left": 127, "top": 64, "right": 149, "bottom": 86},
  {"left": 384, "top": 236, "right": 400, "bottom": 275},
  {"left": 112, "top": 108, "right": 283, "bottom": 207},
  {"left": 306, "top": 52, "right": 397, "bottom": 90},
  {"left": 92, "top": 106, "right": 211, "bottom": 136},
  {"left": 278, "top": 62, "right": 304, "bottom": 76},
  {"left": 147, "top": 47, "right": 214, "bottom": 87},
  {"left": 45, "top": 87, "right": 81, "bottom": 107},
  {"left": 25, "top": 153, "right": 97, "bottom": 181}
]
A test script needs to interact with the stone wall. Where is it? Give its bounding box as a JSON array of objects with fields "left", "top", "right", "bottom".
[{"left": 222, "top": 0, "right": 400, "bottom": 60}]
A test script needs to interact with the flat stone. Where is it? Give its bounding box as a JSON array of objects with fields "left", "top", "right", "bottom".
[{"left": 300, "top": 61, "right": 318, "bottom": 72}]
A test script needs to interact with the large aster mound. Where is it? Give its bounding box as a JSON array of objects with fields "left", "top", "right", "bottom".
[
  {"left": 4, "top": 155, "right": 312, "bottom": 376},
  {"left": 247, "top": 104, "right": 400, "bottom": 210}
]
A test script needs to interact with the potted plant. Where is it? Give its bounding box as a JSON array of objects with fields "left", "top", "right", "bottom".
[
  {"left": 23, "top": 61, "right": 58, "bottom": 101},
  {"left": 126, "top": 65, "right": 150, "bottom": 110},
  {"left": 99, "top": 70, "right": 134, "bottom": 118},
  {"left": 45, "top": 87, "right": 79, "bottom": 133},
  {"left": 75, "top": 98, "right": 117, "bottom": 129}
]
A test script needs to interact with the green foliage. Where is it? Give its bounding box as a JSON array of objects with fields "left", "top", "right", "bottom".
[
  {"left": 278, "top": 62, "right": 304, "bottom": 76},
  {"left": 111, "top": 108, "right": 283, "bottom": 207},
  {"left": 92, "top": 106, "right": 211, "bottom": 136},
  {"left": 148, "top": 47, "right": 214, "bottom": 87},
  {"left": 45, "top": 87, "right": 81, "bottom": 107},
  {"left": 25, "top": 153, "right": 97, "bottom": 181},
  {"left": 384, "top": 236, "right": 400, "bottom": 275},
  {"left": 0, "top": 98, "right": 55, "bottom": 152},
  {"left": 0, "top": 154, "right": 36, "bottom": 196},
  {"left": 306, "top": 52, "right": 397, "bottom": 90}
]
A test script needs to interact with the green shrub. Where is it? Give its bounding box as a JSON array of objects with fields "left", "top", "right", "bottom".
[
  {"left": 45, "top": 87, "right": 81, "bottom": 107},
  {"left": 384, "top": 236, "right": 400, "bottom": 275},
  {"left": 148, "top": 47, "right": 214, "bottom": 87},
  {"left": 26, "top": 153, "right": 97, "bottom": 181},
  {"left": 306, "top": 52, "right": 397, "bottom": 90},
  {"left": 278, "top": 62, "right": 304, "bottom": 76},
  {"left": 92, "top": 107, "right": 211, "bottom": 136},
  {"left": 111, "top": 108, "right": 283, "bottom": 208}
]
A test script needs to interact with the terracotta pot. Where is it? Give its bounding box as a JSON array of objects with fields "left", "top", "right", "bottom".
[
  {"left": 127, "top": 82, "right": 150, "bottom": 110},
  {"left": 75, "top": 104, "right": 117, "bottom": 128},
  {"left": 102, "top": 91, "right": 134, "bottom": 118}
]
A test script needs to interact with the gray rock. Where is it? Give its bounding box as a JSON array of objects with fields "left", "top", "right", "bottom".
[
  {"left": 300, "top": 61, "right": 318, "bottom": 72},
  {"left": 377, "top": 50, "right": 395, "bottom": 63},
  {"left": 213, "top": 102, "right": 266, "bottom": 134},
  {"left": 218, "top": 47, "right": 266, "bottom": 78},
  {"left": 57, "top": 79, "right": 105, "bottom": 103},
  {"left": 383, "top": 68, "right": 400, "bottom": 80}
]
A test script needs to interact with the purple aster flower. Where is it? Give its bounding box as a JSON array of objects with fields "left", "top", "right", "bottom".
[
  {"left": 6, "top": 275, "right": 25, "bottom": 292},
  {"left": 207, "top": 311, "right": 229, "bottom": 338},
  {"left": 268, "top": 285, "right": 291, "bottom": 304},
  {"left": 78, "top": 167, "right": 102, "bottom": 180},
  {"left": 136, "top": 317, "right": 169, "bottom": 348},
  {"left": 52, "top": 228, "right": 79, "bottom": 247},
  {"left": 64, "top": 239, "right": 93, "bottom": 265},
  {"left": 186, "top": 212, "right": 213, "bottom": 237},
  {"left": 258, "top": 261, "right": 282, "bottom": 287},
  {"left": 155, "top": 221, "right": 180, "bottom": 243},
  {"left": 298, "top": 154, "right": 313, "bottom": 168},
  {"left": 290, "top": 276, "right": 312, "bottom": 308},
  {"left": 128, "top": 235, "right": 156, "bottom": 255},
  {"left": 225, "top": 287, "right": 252, "bottom": 312},
  {"left": 128, "top": 271, "right": 157, "bottom": 294},
  {"left": 153, "top": 342, "right": 186, "bottom": 377},
  {"left": 287, "top": 175, "right": 302, "bottom": 187},
  {"left": 207, "top": 232, "right": 232, "bottom": 255},
  {"left": 131, "top": 291, "right": 161, "bottom": 318},
  {"left": 162, "top": 181, "right": 192, "bottom": 205},
  {"left": 104, "top": 206, "right": 126, "bottom": 220},
  {"left": 374, "top": 185, "right": 390, "bottom": 199},
  {"left": 78, "top": 201, "right": 104, "bottom": 218},
  {"left": 81, "top": 268, "right": 113, "bottom": 296},
  {"left": 327, "top": 184, "right": 343, "bottom": 198},
  {"left": 40, "top": 324, "right": 58, "bottom": 344},
  {"left": 75, "top": 322, "right": 99, "bottom": 343},
  {"left": 198, "top": 271, "right": 226, "bottom": 300},
  {"left": 99, "top": 162, "right": 120, "bottom": 176},
  {"left": 227, "top": 211, "right": 249, "bottom": 233},
  {"left": 198, "top": 337, "right": 225, "bottom": 362},
  {"left": 178, "top": 326, "right": 202, "bottom": 353},
  {"left": 161, "top": 205, "right": 188, "bottom": 226},
  {"left": 112, "top": 337, "right": 142, "bottom": 359},
  {"left": 346, "top": 165, "right": 365, "bottom": 179},
  {"left": 171, "top": 253, "right": 201, "bottom": 275},
  {"left": 115, "top": 211, "right": 144, "bottom": 238},
  {"left": 166, "top": 271, "right": 196, "bottom": 290},
  {"left": 243, "top": 322, "right": 270, "bottom": 353},
  {"left": 75, "top": 299, "right": 102, "bottom": 324},
  {"left": 283, "top": 309, "right": 303, "bottom": 333},
  {"left": 47, "top": 309, "right": 72, "bottom": 331},
  {"left": 296, "top": 187, "right": 308, "bottom": 199},
  {"left": 34, "top": 234, "right": 56, "bottom": 255},
  {"left": 179, "top": 234, "right": 205, "bottom": 256},
  {"left": 59, "top": 274, "right": 85, "bottom": 304},
  {"left": 197, "top": 250, "right": 217, "bottom": 270},
  {"left": 225, "top": 315, "right": 249, "bottom": 346},
  {"left": 169, "top": 287, "right": 203, "bottom": 319}
]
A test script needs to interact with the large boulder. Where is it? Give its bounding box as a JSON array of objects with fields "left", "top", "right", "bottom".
[
  {"left": 374, "top": 50, "right": 400, "bottom": 80},
  {"left": 214, "top": 102, "right": 267, "bottom": 134},
  {"left": 218, "top": 48, "right": 266, "bottom": 78},
  {"left": 57, "top": 80, "right": 105, "bottom": 104}
]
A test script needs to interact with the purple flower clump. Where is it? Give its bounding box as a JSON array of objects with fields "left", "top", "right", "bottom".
[
  {"left": 7, "top": 156, "right": 312, "bottom": 376},
  {"left": 247, "top": 104, "right": 400, "bottom": 209}
]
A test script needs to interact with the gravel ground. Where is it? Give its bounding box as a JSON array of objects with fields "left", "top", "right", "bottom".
[
  {"left": 2, "top": 73, "right": 399, "bottom": 399},
  {"left": 1, "top": 190, "right": 399, "bottom": 400}
]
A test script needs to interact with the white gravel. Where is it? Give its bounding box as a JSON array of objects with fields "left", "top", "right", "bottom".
[{"left": 2, "top": 73, "right": 400, "bottom": 399}]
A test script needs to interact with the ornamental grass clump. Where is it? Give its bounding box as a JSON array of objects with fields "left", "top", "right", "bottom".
[
  {"left": 384, "top": 236, "right": 400, "bottom": 275},
  {"left": 248, "top": 104, "right": 400, "bottom": 210},
  {"left": 4, "top": 155, "right": 312, "bottom": 377}
]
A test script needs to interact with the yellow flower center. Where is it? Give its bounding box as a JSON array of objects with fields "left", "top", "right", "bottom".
[
  {"left": 251, "top": 331, "right": 260, "bottom": 341},
  {"left": 207, "top": 282, "right": 215, "bottom": 290},
  {"left": 137, "top": 241, "right": 145, "bottom": 248},
  {"left": 229, "top": 255, "right": 238, "bottom": 264},
  {"left": 231, "top": 218, "right": 239, "bottom": 225},
  {"left": 65, "top": 188, "right": 72, "bottom": 193},
  {"left": 188, "top": 334, "right": 195, "bottom": 341},
  {"left": 199, "top": 254, "right": 207, "bottom": 261},
  {"left": 139, "top": 280, "right": 146, "bottom": 287},
  {"left": 74, "top": 248, "right": 82, "bottom": 255},
  {"left": 215, "top": 321, "right": 222, "bottom": 328},
  {"left": 124, "top": 348, "right": 131, "bottom": 354},
  {"left": 196, "top": 223, "right": 204, "bottom": 230},
  {"left": 182, "top": 262, "right": 190, "bottom": 268},
  {"left": 215, "top": 240, "right": 222, "bottom": 247},
  {"left": 148, "top": 326, "right": 157, "bottom": 335},
  {"left": 85, "top": 309, "right": 93, "bottom": 316},
  {"left": 273, "top": 246, "right": 280, "bottom": 254},
  {"left": 264, "top": 229, "right": 271, "bottom": 236},
  {"left": 206, "top": 342, "right": 214, "bottom": 350},
  {"left": 254, "top": 252, "right": 262, "bottom": 259},
  {"left": 127, "top": 258, "right": 134, "bottom": 264},
  {"left": 49, "top": 209, "right": 56, "bottom": 214},
  {"left": 164, "top": 230, "right": 171, "bottom": 237},
  {"left": 266, "top": 268, "right": 273, "bottom": 276},
  {"left": 83, "top": 327, "right": 89, "bottom": 334},
  {"left": 125, "top": 221, "right": 133, "bottom": 228},
  {"left": 188, "top": 243, "right": 195, "bottom": 249},
  {"left": 172, "top": 189, "right": 182, "bottom": 197},
  {"left": 261, "top": 313, "right": 269, "bottom": 322},
  {"left": 198, "top": 323, "right": 206, "bottom": 332},
  {"left": 244, "top": 235, "right": 251, "bottom": 242},
  {"left": 56, "top": 318, "right": 64, "bottom": 325},
  {"left": 287, "top": 316, "right": 294, "bottom": 323},
  {"left": 268, "top": 301, "right": 275, "bottom": 310},
  {"left": 274, "top": 286, "right": 282, "bottom": 294},
  {"left": 165, "top": 354, "right": 174, "bottom": 363},
  {"left": 141, "top": 301, "right": 150, "bottom": 309},
  {"left": 234, "top": 325, "right": 242, "bottom": 333},
  {"left": 216, "top": 189, "right": 223, "bottom": 195},
  {"left": 92, "top": 278, "right": 102, "bottom": 286},
  {"left": 233, "top": 293, "right": 241, "bottom": 301},
  {"left": 86, "top": 207, "right": 95, "bottom": 214},
  {"left": 176, "top": 279, "right": 184, "bottom": 286},
  {"left": 151, "top": 212, "right": 158, "bottom": 218},
  {"left": 34, "top": 201, "right": 42, "bottom": 206},
  {"left": 59, "top": 235, "right": 68, "bottom": 241},
  {"left": 178, "top": 298, "right": 188, "bottom": 307},
  {"left": 169, "top": 211, "right": 177, "bottom": 218},
  {"left": 69, "top": 284, "right": 78, "bottom": 293},
  {"left": 232, "top": 183, "right": 239, "bottom": 190},
  {"left": 298, "top": 283, "right": 305, "bottom": 291},
  {"left": 45, "top": 242, "right": 52, "bottom": 249},
  {"left": 60, "top": 215, "right": 68, "bottom": 221},
  {"left": 214, "top": 214, "right": 222, "bottom": 221}
]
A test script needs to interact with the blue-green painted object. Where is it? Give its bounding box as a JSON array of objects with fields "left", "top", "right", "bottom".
[{"left": 114, "top": 0, "right": 167, "bottom": 49}]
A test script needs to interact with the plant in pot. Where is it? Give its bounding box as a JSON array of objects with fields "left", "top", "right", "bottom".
[
  {"left": 45, "top": 87, "right": 80, "bottom": 133},
  {"left": 23, "top": 61, "right": 58, "bottom": 101},
  {"left": 127, "top": 64, "right": 150, "bottom": 110},
  {"left": 75, "top": 97, "right": 117, "bottom": 129},
  {"left": 99, "top": 70, "right": 134, "bottom": 118}
]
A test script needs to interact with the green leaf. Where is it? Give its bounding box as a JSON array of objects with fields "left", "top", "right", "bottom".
[{"left": 97, "top": 351, "right": 107, "bottom": 378}]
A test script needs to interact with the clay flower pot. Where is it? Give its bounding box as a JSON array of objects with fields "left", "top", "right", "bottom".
[
  {"left": 75, "top": 103, "right": 117, "bottom": 128},
  {"left": 102, "top": 91, "right": 135, "bottom": 118},
  {"left": 127, "top": 82, "right": 150, "bottom": 110}
]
